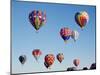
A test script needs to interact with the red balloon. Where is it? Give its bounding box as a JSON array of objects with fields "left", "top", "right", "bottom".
[
  {"left": 44, "top": 54, "right": 55, "bottom": 68},
  {"left": 32, "top": 49, "right": 42, "bottom": 61}
]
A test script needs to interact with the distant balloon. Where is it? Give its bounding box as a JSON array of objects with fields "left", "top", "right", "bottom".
[
  {"left": 44, "top": 54, "right": 55, "bottom": 69},
  {"left": 67, "top": 67, "right": 77, "bottom": 71},
  {"left": 75, "top": 11, "right": 89, "bottom": 29},
  {"left": 73, "top": 59, "right": 80, "bottom": 67},
  {"left": 29, "top": 10, "right": 46, "bottom": 31},
  {"left": 56, "top": 53, "right": 64, "bottom": 63},
  {"left": 71, "top": 30, "right": 79, "bottom": 41},
  {"left": 19, "top": 55, "right": 26, "bottom": 65},
  {"left": 90, "top": 63, "right": 96, "bottom": 69},
  {"left": 60, "top": 27, "right": 72, "bottom": 43},
  {"left": 32, "top": 49, "right": 42, "bottom": 61},
  {"left": 83, "top": 67, "right": 88, "bottom": 70}
]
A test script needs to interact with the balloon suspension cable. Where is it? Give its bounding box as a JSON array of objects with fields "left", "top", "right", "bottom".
[
  {"left": 35, "top": 57, "right": 39, "bottom": 63},
  {"left": 81, "top": 27, "right": 84, "bottom": 31},
  {"left": 36, "top": 60, "right": 39, "bottom": 63},
  {"left": 74, "top": 39, "right": 76, "bottom": 42},
  {"left": 48, "top": 67, "right": 51, "bottom": 69},
  {"left": 35, "top": 30, "right": 39, "bottom": 33}
]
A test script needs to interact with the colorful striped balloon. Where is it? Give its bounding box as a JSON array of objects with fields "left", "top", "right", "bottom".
[
  {"left": 29, "top": 10, "right": 46, "bottom": 31},
  {"left": 60, "top": 27, "right": 72, "bottom": 42},
  {"left": 75, "top": 11, "right": 89, "bottom": 29}
]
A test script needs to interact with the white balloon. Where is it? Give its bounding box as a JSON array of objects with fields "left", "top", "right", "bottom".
[{"left": 71, "top": 30, "right": 79, "bottom": 41}]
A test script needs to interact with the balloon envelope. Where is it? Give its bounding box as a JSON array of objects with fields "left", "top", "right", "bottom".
[
  {"left": 19, "top": 55, "right": 26, "bottom": 65},
  {"left": 71, "top": 30, "right": 79, "bottom": 41},
  {"left": 60, "top": 27, "right": 72, "bottom": 42},
  {"left": 75, "top": 11, "right": 89, "bottom": 28},
  {"left": 56, "top": 53, "right": 64, "bottom": 63},
  {"left": 44, "top": 54, "right": 55, "bottom": 68},
  {"left": 32, "top": 49, "right": 42, "bottom": 61},
  {"left": 29, "top": 10, "right": 46, "bottom": 31}
]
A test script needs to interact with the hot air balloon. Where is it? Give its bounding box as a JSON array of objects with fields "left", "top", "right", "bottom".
[
  {"left": 90, "top": 63, "right": 96, "bottom": 69},
  {"left": 83, "top": 67, "right": 88, "bottom": 70},
  {"left": 32, "top": 49, "right": 42, "bottom": 61},
  {"left": 67, "top": 67, "right": 77, "bottom": 71},
  {"left": 29, "top": 10, "right": 46, "bottom": 31},
  {"left": 19, "top": 55, "right": 26, "bottom": 65},
  {"left": 60, "top": 27, "right": 72, "bottom": 43},
  {"left": 56, "top": 53, "right": 64, "bottom": 63},
  {"left": 44, "top": 54, "right": 55, "bottom": 69},
  {"left": 73, "top": 59, "right": 80, "bottom": 67},
  {"left": 75, "top": 11, "right": 89, "bottom": 29},
  {"left": 71, "top": 30, "right": 79, "bottom": 41}
]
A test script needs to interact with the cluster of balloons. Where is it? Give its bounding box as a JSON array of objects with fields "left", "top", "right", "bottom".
[
  {"left": 19, "top": 54, "right": 96, "bottom": 70},
  {"left": 67, "top": 63, "right": 96, "bottom": 71},
  {"left": 20, "top": 10, "right": 89, "bottom": 70},
  {"left": 60, "top": 27, "right": 79, "bottom": 43},
  {"left": 19, "top": 50, "right": 64, "bottom": 69},
  {"left": 44, "top": 53, "right": 64, "bottom": 69},
  {"left": 60, "top": 11, "right": 89, "bottom": 43},
  {"left": 28, "top": 10, "right": 89, "bottom": 43},
  {"left": 28, "top": 10, "right": 89, "bottom": 31},
  {"left": 66, "top": 59, "right": 80, "bottom": 71}
]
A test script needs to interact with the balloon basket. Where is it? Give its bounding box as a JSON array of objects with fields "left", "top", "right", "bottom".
[{"left": 64, "top": 40, "right": 67, "bottom": 44}]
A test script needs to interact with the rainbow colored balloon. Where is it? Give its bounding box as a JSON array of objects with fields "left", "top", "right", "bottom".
[
  {"left": 75, "top": 11, "right": 89, "bottom": 29},
  {"left": 29, "top": 10, "right": 46, "bottom": 31}
]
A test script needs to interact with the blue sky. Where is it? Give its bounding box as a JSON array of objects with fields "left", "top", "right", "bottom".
[{"left": 12, "top": 0, "right": 96, "bottom": 74}]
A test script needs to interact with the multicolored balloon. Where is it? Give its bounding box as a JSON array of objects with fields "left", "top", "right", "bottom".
[
  {"left": 75, "top": 11, "right": 89, "bottom": 29},
  {"left": 19, "top": 55, "right": 26, "bottom": 65},
  {"left": 60, "top": 27, "right": 72, "bottom": 42},
  {"left": 71, "top": 30, "right": 79, "bottom": 41},
  {"left": 44, "top": 54, "right": 55, "bottom": 69},
  {"left": 73, "top": 59, "right": 80, "bottom": 67},
  {"left": 56, "top": 53, "right": 64, "bottom": 63},
  {"left": 29, "top": 10, "right": 46, "bottom": 31},
  {"left": 32, "top": 49, "right": 42, "bottom": 61}
]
